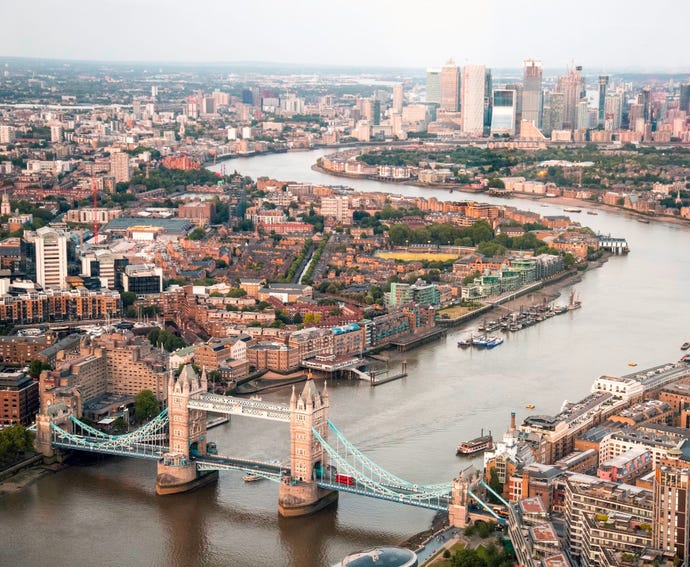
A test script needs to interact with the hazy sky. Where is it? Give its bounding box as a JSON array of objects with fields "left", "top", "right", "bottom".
[{"left": 3, "top": 0, "right": 689, "bottom": 71}]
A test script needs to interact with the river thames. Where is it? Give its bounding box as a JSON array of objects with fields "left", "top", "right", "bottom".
[{"left": 2, "top": 149, "right": 689, "bottom": 567}]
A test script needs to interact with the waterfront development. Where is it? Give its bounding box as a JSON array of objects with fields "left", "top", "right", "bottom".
[{"left": 2, "top": 148, "right": 690, "bottom": 567}]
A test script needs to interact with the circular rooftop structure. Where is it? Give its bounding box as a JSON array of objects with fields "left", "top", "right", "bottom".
[{"left": 340, "top": 546, "right": 418, "bottom": 567}]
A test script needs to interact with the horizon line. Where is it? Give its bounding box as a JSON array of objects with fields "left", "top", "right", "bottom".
[{"left": 2, "top": 55, "right": 690, "bottom": 75}]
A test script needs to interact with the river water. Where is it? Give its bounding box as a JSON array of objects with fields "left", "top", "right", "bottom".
[{"left": 3, "top": 149, "right": 689, "bottom": 567}]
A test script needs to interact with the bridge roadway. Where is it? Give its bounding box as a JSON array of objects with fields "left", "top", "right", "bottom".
[
  {"left": 188, "top": 393, "right": 290, "bottom": 422},
  {"left": 196, "top": 454, "right": 288, "bottom": 480},
  {"left": 51, "top": 436, "right": 168, "bottom": 460},
  {"left": 316, "top": 479, "right": 451, "bottom": 511}
]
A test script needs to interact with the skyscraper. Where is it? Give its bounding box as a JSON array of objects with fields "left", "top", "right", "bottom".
[
  {"left": 680, "top": 83, "right": 690, "bottom": 113},
  {"left": 35, "top": 226, "right": 68, "bottom": 290},
  {"left": 559, "top": 66, "right": 585, "bottom": 129},
  {"left": 490, "top": 89, "right": 517, "bottom": 136},
  {"left": 461, "top": 65, "right": 486, "bottom": 136},
  {"left": 440, "top": 60, "right": 460, "bottom": 112},
  {"left": 522, "top": 60, "right": 543, "bottom": 128},
  {"left": 392, "top": 83, "right": 404, "bottom": 114},
  {"left": 549, "top": 91, "right": 566, "bottom": 132},
  {"left": 598, "top": 76, "right": 609, "bottom": 125},
  {"left": 426, "top": 69, "right": 441, "bottom": 105}
]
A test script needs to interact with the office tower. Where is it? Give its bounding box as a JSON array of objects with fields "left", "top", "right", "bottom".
[
  {"left": 549, "top": 92, "right": 566, "bottom": 132},
  {"left": 440, "top": 60, "right": 460, "bottom": 112},
  {"left": 680, "top": 83, "right": 690, "bottom": 113},
  {"left": 151, "top": 85, "right": 158, "bottom": 98},
  {"left": 506, "top": 82, "right": 523, "bottom": 129},
  {"left": 372, "top": 100, "right": 381, "bottom": 125},
  {"left": 110, "top": 152, "right": 130, "bottom": 184},
  {"left": 641, "top": 87, "right": 652, "bottom": 122},
  {"left": 598, "top": 76, "right": 609, "bottom": 125},
  {"left": 461, "top": 65, "right": 486, "bottom": 135},
  {"left": 35, "top": 226, "right": 68, "bottom": 290},
  {"left": 392, "top": 83, "right": 404, "bottom": 114},
  {"left": 426, "top": 69, "right": 441, "bottom": 105},
  {"left": 490, "top": 89, "right": 517, "bottom": 136},
  {"left": 241, "top": 89, "right": 254, "bottom": 105},
  {"left": 523, "top": 60, "right": 543, "bottom": 128},
  {"left": 483, "top": 69, "right": 493, "bottom": 134},
  {"left": 201, "top": 96, "right": 216, "bottom": 115},
  {"left": 577, "top": 100, "right": 590, "bottom": 130}
]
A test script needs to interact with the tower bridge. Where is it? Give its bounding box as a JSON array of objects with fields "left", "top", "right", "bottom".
[{"left": 35, "top": 363, "right": 501, "bottom": 524}]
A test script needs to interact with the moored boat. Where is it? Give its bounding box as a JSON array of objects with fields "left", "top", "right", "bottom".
[
  {"left": 587, "top": 211, "right": 598, "bottom": 215},
  {"left": 485, "top": 336, "right": 504, "bottom": 349},
  {"left": 456, "top": 430, "right": 493, "bottom": 456},
  {"left": 564, "top": 208, "right": 582, "bottom": 213}
]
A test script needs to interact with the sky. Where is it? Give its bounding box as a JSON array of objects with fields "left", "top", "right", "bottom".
[{"left": 2, "top": 0, "right": 689, "bottom": 72}]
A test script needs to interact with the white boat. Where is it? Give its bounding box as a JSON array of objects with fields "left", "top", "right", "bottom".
[{"left": 243, "top": 473, "right": 262, "bottom": 482}]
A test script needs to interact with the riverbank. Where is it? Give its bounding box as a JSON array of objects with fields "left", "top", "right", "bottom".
[
  {"left": 0, "top": 462, "right": 61, "bottom": 497},
  {"left": 311, "top": 161, "right": 690, "bottom": 227}
]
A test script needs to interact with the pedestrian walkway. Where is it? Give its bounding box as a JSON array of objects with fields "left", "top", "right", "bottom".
[{"left": 416, "top": 527, "right": 465, "bottom": 565}]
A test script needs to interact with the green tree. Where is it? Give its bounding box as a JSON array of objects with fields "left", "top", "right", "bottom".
[
  {"left": 29, "top": 359, "right": 51, "bottom": 379},
  {"left": 134, "top": 390, "right": 160, "bottom": 422},
  {"left": 188, "top": 227, "right": 206, "bottom": 240},
  {"left": 121, "top": 291, "right": 137, "bottom": 307},
  {"left": 0, "top": 424, "right": 35, "bottom": 464}
]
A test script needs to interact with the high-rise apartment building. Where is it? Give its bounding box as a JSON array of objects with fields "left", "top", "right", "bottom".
[
  {"left": 522, "top": 60, "right": 543, "bottom": 128},
  {"left": 392, "top": 83, "right": 404, "bottom": 114},
  {"left": 654, "top": 459, "right": 690, "bottom": 564},
  {"left": 461, "top": 65, "right": 487, "bottom": 135},
  {"left": 0, "top": 124, "right": 16, "bottom": 144},
  {"left": 440, "top": 61, "right": 460, "bottom": 112},
  {"left": 35, "top": 226, "right": 68, "bottom": 290},
  {"left": 50, "top": 125, "right": 63, "bottom": 143},
  {"left": 604, "top": 93, "right": 623, "bottom": 130},
  {"left": 560, "top": 66, "right": 585, "bottom": 130},
  {"left": 426, "top": 69, "right": 441, "bottom": 105},
  {"left": 110, "top": 151, "right": 130, "bottom": 184}
]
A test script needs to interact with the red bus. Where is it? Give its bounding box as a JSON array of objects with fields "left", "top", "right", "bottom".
[{"left": 335, "top": 474, "right": 354, "bottom": 485}]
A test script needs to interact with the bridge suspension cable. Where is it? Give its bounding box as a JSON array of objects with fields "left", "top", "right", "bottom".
[{"left": 326, "top": 420, "right": 451, "bottom": 495}]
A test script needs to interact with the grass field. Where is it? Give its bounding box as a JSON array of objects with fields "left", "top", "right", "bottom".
[
  {"left": 437, "top": 304, "right": 477, "bottom": 318},
  {"left": 376, "top": 251, "right": 459, "bottom": 262}
]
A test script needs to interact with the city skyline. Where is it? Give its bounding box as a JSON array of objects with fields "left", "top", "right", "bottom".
[{"left": 2, "top": 0, "right": 690, "bottom": 72}]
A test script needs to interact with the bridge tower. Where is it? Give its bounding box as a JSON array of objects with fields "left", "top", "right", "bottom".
[
  {"left": 156, "top": 364, "right": 217, "bottom": 495},
  {"left": 278, "top": 378, "right": 338, "bottom": 516},
  {"left": 448, "top": 468, "right": 474, "bottom": 528}
]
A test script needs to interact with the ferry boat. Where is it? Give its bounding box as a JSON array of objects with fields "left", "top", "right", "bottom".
[
  {"left": 681, "top": 342, "right": 690, "bottom": 351},
  {"left": 485, "top": 336, "right": 504, "bottom": 349},
  {"left": 564, "top": 208, "right": 582, "bottom": 213},
  {"left": 243, "top": 473, "right": 262, "bottom": 482},
  {"left": 456, "top": 430, "right": 493, "bottom": 456}
]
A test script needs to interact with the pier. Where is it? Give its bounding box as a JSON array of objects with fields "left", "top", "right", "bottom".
[{"left": 390, "top": 327, "right": 447, "bottom": 351}]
